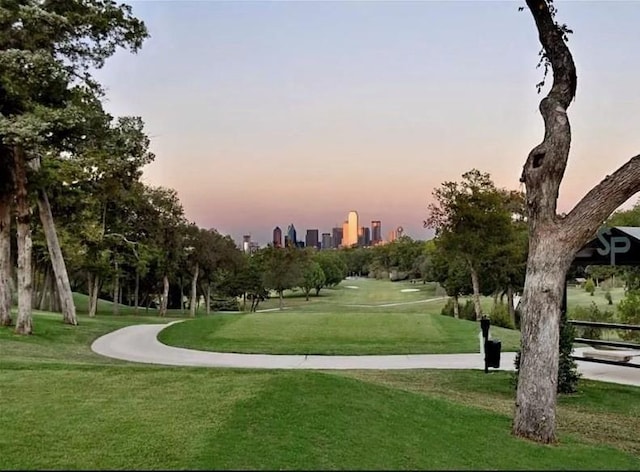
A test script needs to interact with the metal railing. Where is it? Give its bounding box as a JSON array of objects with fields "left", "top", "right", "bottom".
[{"left": 568, "top": 319, "right": 640, "bottom": 368}]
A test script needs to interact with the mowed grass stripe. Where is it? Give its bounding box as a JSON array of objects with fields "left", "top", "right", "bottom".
[
  {"left": 157, "top": 312, "right": 521, "bottom": 355},
  {"left": 0, "top": 367, "right": 272, "bottom": 470},
  {"left": 196, "top": 371, "right": 640, "bottom": 470}
]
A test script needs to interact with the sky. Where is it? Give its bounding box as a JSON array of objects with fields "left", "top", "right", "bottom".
[{"left": 92, "top": 0, "right": 640, "bottom": 246}]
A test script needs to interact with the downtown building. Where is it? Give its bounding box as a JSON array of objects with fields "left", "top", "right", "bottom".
[
  {"left": 272, "top": 226, "right": 282, "bottom": 248},
  {"left": 305, "top": 229, "right": 319, "bottom": 249}
]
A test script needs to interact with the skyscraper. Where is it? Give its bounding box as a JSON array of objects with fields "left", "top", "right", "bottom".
[
  {"left": 361, "top": 227, "right": 371, "bottom": 246},
  {"left": 347, "top": 211, "right": 359, "bottom": 247},
  {"left": 332, "top": 226, "right": 343, "bottom": 249},
  {"left": 305, "top": 229, "right": 319, "bottom": 249},
  {"left": 242, "top": 235, "right": 251, "bottom": 253},
  {"left": 287, "top": 224, "right": 297, "bottom": 248},
  {"left": 273, "top": 226, "right": 282, "bottom": 248},
  {"left": 340, "top": 220, "right": 348, "bottom": 247},
  {"left": 321, "top": 233, "right": 332, "bottom": 250},
  {"left": 371, "top": 220, "right": 382, "bottom": 244}
]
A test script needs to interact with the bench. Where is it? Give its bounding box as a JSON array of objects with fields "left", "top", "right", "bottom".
[{"left": 582, "top": 349, "right": 638, "bottom": 363}]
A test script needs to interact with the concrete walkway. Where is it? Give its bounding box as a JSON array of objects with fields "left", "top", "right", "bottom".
[{"left": 91, "top": 321, "right": 640, "bottom": 386}]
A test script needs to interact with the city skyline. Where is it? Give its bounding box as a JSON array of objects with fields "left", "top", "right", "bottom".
[
  {"left": 254, "top": 211, "right": 404, "bottom": 248},
  {"left": 92, "top": 1, "right": 640, "bottom": 245}
]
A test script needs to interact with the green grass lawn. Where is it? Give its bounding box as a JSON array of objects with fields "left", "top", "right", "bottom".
[
  {"left": 1, "top": 361, "right": 638, "bottom": 470},
  {"left": 157, "top": 311, "right": 521, "bottom": 354},
  {"left": 2, "top": 279, "right": 639, "bottom": 469}
]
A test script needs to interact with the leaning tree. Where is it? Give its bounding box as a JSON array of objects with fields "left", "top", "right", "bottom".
[
  {"left": 0, "top": 1, "right": 148, "bottom": 334},
  {"left": 515, "top": 0, "right": 640, "bottom": 443}
]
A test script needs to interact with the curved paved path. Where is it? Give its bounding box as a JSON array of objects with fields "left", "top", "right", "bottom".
[{"left": 91, "top": 321, "right": 640, "bottom": 386}]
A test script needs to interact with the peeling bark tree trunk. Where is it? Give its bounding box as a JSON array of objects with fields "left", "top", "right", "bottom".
[
  {"left": 159, "top": 275, "right": 169, "bottom": 317},
  {"left": 452, "top": 295, "right": 459, "bottom": 319},
  {"left": 37, "top": 189, "right": 77, "bottom": 325},
  {"left": 469, "top": 266, "right": 482, "bottom": 320},
  {"left": 190, "top": 263, "right": 199, "bottom": 318},
  {"left": 0, "top": 192, "right": 12, "bottom": 326},
  {"left": 279, "top": 290, "right": 283, "bottom": 310},
  {"left": 14, "top": 146, "right": 32, "bottom": 335},
  {"left": 515, "top": 0, "right": 640, "bottom": 443}
]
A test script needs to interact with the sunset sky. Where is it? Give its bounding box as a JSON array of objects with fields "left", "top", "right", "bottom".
[{"left": 93, "top": 1, "right": 640, "bottom": 245}]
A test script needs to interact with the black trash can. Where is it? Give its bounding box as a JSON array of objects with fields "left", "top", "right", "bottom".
[{"left": 485, "top": 339, "right": 501, "bottom": 369}]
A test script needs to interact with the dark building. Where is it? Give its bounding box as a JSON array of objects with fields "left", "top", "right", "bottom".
[
  {"left": 305, "top": 229, "right": 319, "bottom": 249},
  {"left": 371, "top": 220, "right": 382, "bottom": 244},
  {"left": 331, "top": 226, "right": 343, "bottom": 249},
  {"left": 357, "top": 227, "right": 371, "bottom": 247},
  {"left": 273, "top": 226, "right": 282, "bottom": 248},
  {"left": 321, "top": 233, "right": 332, "bottom": 250},
  {"left": 287, "top": 224, "right": 297, "bottom": 248}
]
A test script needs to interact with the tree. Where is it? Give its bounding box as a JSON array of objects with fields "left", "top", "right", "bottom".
[
  {"left": 584, "top": 278, "right": 595, "bottom": 296},
  {"left": 314, "top": 251, "right": 346, "bottom": 294},
  {"left": 425, "top": 243, "right": 472, "bottom": 318},
  {"left": 300, "top": 260, "right": 326, "bottom": 301},
  {"left": 261, "top": 246, "right": 303, "bottom": 309},
  {"left": 0, "top": 0, "right": 148, "bottom": 333},
  {"left": 425, "top": 170, "right": 514, "bottom": 320},
  {"left": 514, "top": 0, "right": 640, "bottom": 443}
]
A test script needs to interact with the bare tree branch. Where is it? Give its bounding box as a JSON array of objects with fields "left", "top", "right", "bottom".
[
  {"left": 104, "top": 232, "right": 140, "bottom": 260},
  {"left": 563, "top": 154, "right": 640, "bottom": 245}
]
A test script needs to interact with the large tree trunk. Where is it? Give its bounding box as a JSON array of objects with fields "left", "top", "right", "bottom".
[
  {"left": 190, "top": 263, "right": 199, "bottom": 318},
  {"left": 469, "top": 265, "right": 482, "bottom": 320},
  {"left": 14, "top": 146, "right": 33, "bottom": 335},
  {"left": 513, "top": 243, "right": 572, "bottom": 442},
  {"left": 0, "top": 192, "right": 12, "bottom": 326},
  {"left": 159, "top": 275, "right": 169, "bottom": 317},
  {"left": 37, "top": 189, "right": 77, "bottom": 325}
]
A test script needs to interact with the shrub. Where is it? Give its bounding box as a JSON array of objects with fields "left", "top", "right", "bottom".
[
  {"left": 490, "top": 303, "right": 514, "bottom": 329},
  {"left": 209, "top": 298, "right": 240, "bottom": 312},
  {"left": 584, "top": 278, "right": 596, "bottom": 296},
  {"left": 617, "top": 290, "right": 640, "bottom": 341},
  {"left": 441, "top": 298, "right": 456, "bottom": 317},
  {"left": 460, "top": 300, "right": 476, "bottom": 321},
  {"left": 604, "top": 290, "right": 613, "bottom": 305},
  {"left": 440, "top": 297, "right": 475, "bottom": 320},
  {"left": 570, "top": 303, "right": 613, "bottom": 340}
]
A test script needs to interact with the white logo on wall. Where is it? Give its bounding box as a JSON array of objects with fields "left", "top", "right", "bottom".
[{"left": 596, "top": 228, "right": 631, "bottom": 265}]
